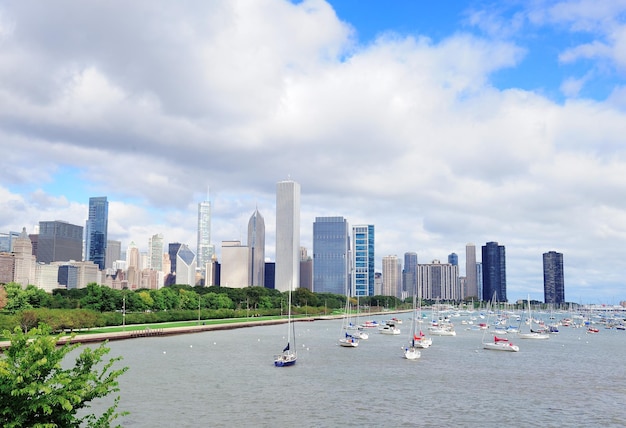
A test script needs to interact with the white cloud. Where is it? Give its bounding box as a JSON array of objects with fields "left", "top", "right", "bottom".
[{"left": 0, "top": 0, "right": 625, "bottom": 302}]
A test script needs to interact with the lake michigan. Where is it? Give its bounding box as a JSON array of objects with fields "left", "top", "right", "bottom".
[{"left": 79, "top": 313, "right": 626, "bottom": 427}]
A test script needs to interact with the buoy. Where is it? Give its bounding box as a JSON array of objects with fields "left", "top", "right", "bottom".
[{"left": 163, "top": 351, "right": 166, "bottom": 354}]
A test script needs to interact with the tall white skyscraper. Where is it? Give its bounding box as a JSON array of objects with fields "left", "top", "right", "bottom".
[
  {"left": 465, "top": 243, "right": 478, "bottom": 299},
  {"left": 197, "top": 193, "right": 213, "bottom": 277},
  {"left": 248, "top": 208, "right": 265, "bottom": 287},
  {"left": 275, "top": 180, "right": 300, "bottom": 292}
]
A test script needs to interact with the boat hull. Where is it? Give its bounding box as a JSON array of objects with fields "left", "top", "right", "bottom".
[
  {"left": 404, "top": 348, "right": 421, "bottom": 360},
  {"left": 483, "top": 342, "right": 519, "bottom": 352}
]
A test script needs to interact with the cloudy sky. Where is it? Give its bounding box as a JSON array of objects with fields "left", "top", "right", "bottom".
[{"left": 1, "top": 0, "right": 626, "bottom": 304}]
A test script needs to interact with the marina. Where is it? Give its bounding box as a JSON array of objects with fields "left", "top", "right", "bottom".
[{"left": 77, "top": 310, "right": 626, "bottom": 427}]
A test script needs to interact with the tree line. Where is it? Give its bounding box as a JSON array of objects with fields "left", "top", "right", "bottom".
[{"left": 0, "top": 282, "right": 407, "bottom": 333}]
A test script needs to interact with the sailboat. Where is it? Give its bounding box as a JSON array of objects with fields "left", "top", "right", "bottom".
[
  {"left": 413, "top": 286, "right": 432, "bottom": 348},
  {"left": 517, "top": 295, "right": 550, "bottom": 340},
  {"left": 348, "top": 296, "right": 369, "bottom": 340},
  {"left": 403, "top": 293, "right": 421, "bottom": 360},
  {"left": 482, "top": 293, "right": 519, "bottom": 352},
  {"left": 339, "top": 296, "right": 359, "bottom": 347},
  {"left": 274, "top": 284, "right": 297, "bottom": 366}
]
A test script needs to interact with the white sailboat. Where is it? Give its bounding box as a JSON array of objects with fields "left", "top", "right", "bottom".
[
  {"left": 518, "top": 296, "right": 550, "bottom": 340},
  {"left": 482, "top": 293, "right": 519, "bottom": 352},
  {"left": 403, "top": 293, "right": 421, "bottom": 360},
  {"left": 339, "top": 297, "right": 359, "bottom": 347},
  {"left": 274, "top": 284, "right": 297, "bottom": 366}
]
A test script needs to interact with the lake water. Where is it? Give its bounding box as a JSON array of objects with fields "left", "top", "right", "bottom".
[{"left": 79, "top": 313, "right": 626, "bottom": 427}]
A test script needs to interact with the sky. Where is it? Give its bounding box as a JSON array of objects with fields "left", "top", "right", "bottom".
[{"left": 1, "top": 0, "right": 626, "bottom": 304}]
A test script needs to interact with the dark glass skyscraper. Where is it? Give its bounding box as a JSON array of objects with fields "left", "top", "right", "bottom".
[
  {"left": 403, "top": 252, "right": 418, "bottom": 295},
  {"left": 85, "top": 197, "right": 108, "bottom": 270},
  {"left": 313, "top": 217, "right": 350, "bottom": 295},
  {"left": 543, "top": 251, "right": 565, "bottom": 304},
  {"left": 482, "top": 241, "right": 506, "bottom": 302}
]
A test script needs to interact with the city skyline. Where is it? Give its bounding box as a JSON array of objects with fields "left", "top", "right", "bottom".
[{"left": 1, "top": 1, "right": 625, "bottom": 303}]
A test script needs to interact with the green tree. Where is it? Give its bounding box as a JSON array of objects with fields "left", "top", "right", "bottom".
[
  {"left": 3, "top": 282, "right": 32, "bottom": 311},
  {"left": 0, "top": 324, "right": 128, "bottom": 427}
]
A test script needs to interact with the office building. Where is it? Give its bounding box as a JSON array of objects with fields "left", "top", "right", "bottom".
[
  {"left": 149, "top": 234, "right": 164, "bottom": 271},
  {"left": 36, "top": 220, "right": 83, "bottom": 263},
  {"left": 403, "top": 252, "right": 418, "bottom": 296},
  {"left": 482, "top": 242, "right": 507, "bottom": 302},
  {"left": 197, "top": 196, "right": 214, "bottom": 277},
  {"left": 382, "top": 255, "right": 401, "bottom": 298},
  {"left": 543, "top": 251, "right": 565, "bottom": 304},
  {"left": 106, "top": 240, "right": 121, "bottom": 270},
  {"left": 13, "top": 227, "right": 36, "bottom": 287},
  {"left": 248, "top": 208, "right": 265, "bottom": 287},
  {"left": 313, "top": 216, "right": 350, "bottom": 295},
  {"left": 275, "top": 180, "right": 300, "bottom": 292},
  {"left": 176, "top": 244, "right": 197, "bottom": 286},
  {"left": 85, "top": 196, "right": 108, "bottom": 270},
  {"left": 417, "top": 260, "right": 460, "bottom": 301},
  {"left": 352, "top": 225, "right": 375, "bottom": 296},
  {"left": 0, "top": 231, "right": 20, "bottom": 252},
  {"left": 465, "top": 243, "right": 478, "bottom": 300},
  {"left": 221, "top": 240, "right": 249, "bottom": 288}
]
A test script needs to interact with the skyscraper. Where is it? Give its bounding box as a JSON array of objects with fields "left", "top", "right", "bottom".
[
  {"left": 85, "top": 196, "right": 108, "bottom": 270},
  {"left": 482, "top": 241, "right": 506, "bottom": 302},
  {"left": 106, "top": 240, "right": 121, "bottom": 270},
  {"left": 248, "top": 208, "right": 265, "bottom": 287},
  {"left": 37, "top": 220, "right": 83, "bottom": 263},
  {"left": 275, "top": 180, "right": 300, "bottom": 292},
  {"left": 352, "top": 225, "right": 375, "bottom": 296},
  {"left": 197, "top": 195, "right": 213, "bottom": 278},
  {"left": 403, "top": 252, "right": 418, "bottom": 296},
  {"left": 543, "top": 251, "right": 565, "bottom": 304},
  {"left": 149, "top": 234, "right": 164, "bottom": 271},
  {"left": 465, "top": 243, "right": 478, "bottom": 299},
  {"left": 313, "top": 216, "right": 350, "bottom": 295},
  {"left": 176, "top": 244, "right": 197, "bottom": 286},
  {"left": 382, "top": 255, "right": 400, "bottom": 298},
  {"left": 13, "top": 227, "right": 35, "bottom": 287}
]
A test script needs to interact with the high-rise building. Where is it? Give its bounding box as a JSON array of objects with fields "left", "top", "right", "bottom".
[
  {"left": 106, "top": 240, "right": 121, "bottom": 270},
  {"left": 36, "top": 220, "right": 83, "bottom": 263},
  {"left": 543, "top": 251, "right": 565, "bottom": 305},
  {"left": 382, "top": 255, "right": 400, "bottom": 298},
  {"left": 248, "top": 208, "right": 265, "bottom": 287},
  {"left": 275, "top": 180, "right": 300, "bottom": 292},
  {"left": 221, "top": 240, "right": 249, "bottom": 288},
  {"left": 85, "top": 196, "right": 108, "bottom": 270},
  {"left": 417, "top": 260, "right": 460, "bottom": 301},
  {"left": 197, "top": 195, "right": 214, "bottom": 278},
  {"left": 465, "top": 243, "right": 478, "bottom": 299},
  {"left": 149, "top": 234, "right": 164, "bottom": 271},
  {"left": 0, "top": 231, "right": 20, "bottom": 252},
  {"left": 13, "top": 227, "right": 36, "bottom": 287},
  {"left": 352, "top": 225, "right": 375, "bottom": 296},
  {"left": 176, "top": 244, "right": 197, "bottom": 286},
  {"left": 448, "top": 253, "right": 458, "bottom": 266},
  {"left": 482, "top": 242, "right": 506, "bottom": 302},
  {"left": 313, "top": 216, "right": 350, "bottom": 295},
  {"left": 403, "top": 252, "right": 418, "bottom": 296}
]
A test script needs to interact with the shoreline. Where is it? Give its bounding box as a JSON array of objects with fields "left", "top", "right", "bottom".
[{"left": 0, "top": 311, "right": 410, "bottom": 350}]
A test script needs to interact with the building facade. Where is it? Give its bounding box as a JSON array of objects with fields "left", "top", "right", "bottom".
[
  {"left": 197, "top": 198, "right": 214, "bottom": 278},
  {"left": 85, "top": 196, "right": 108, "bottom": 270},
  {"left": 382, "top": 255, "right": 400, "bottom": 298},
  {"left": 248, "top": 208, "right": 265, "bottom": 287},
  {"left": 275, "top": 180, "right": 300, "bottom": 291},
  {"left": 465, "top": 243, "right": 478, "bottom": 300},
  {"left": 221, "top": 240, "right": 249, "bottom": 288},
  {"left": 36, "top": 220, "right": 83, "bottom": 264},
  {"left": 403, "top": 252, "right": 418, "bottom": 296},
  {"left": 417, "top": 260, "right": 460, "bottom": 301},
  {"left": 352, "top": 225, "right": 375, "bottom": 296},
  {"left": 543, "top": 251, "right": 565, "bottom": 304},
  {"left": 482, "top": 242, "right": 506, "bottom": 302},
  {"left": 313, "top": 216, "right": 350, "bottom": 295},
  {"left": 175, "top": 244, "right": 197, "bottom": 286}
]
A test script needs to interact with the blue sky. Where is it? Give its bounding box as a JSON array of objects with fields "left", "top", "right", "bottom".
[{"left": 1, "top": 0, "right": 626, "bottom": 304}]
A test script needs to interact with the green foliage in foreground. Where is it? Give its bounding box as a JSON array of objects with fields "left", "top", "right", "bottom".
[{"left": 0, "top": 324, "right": 128, "bottom": 428}]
